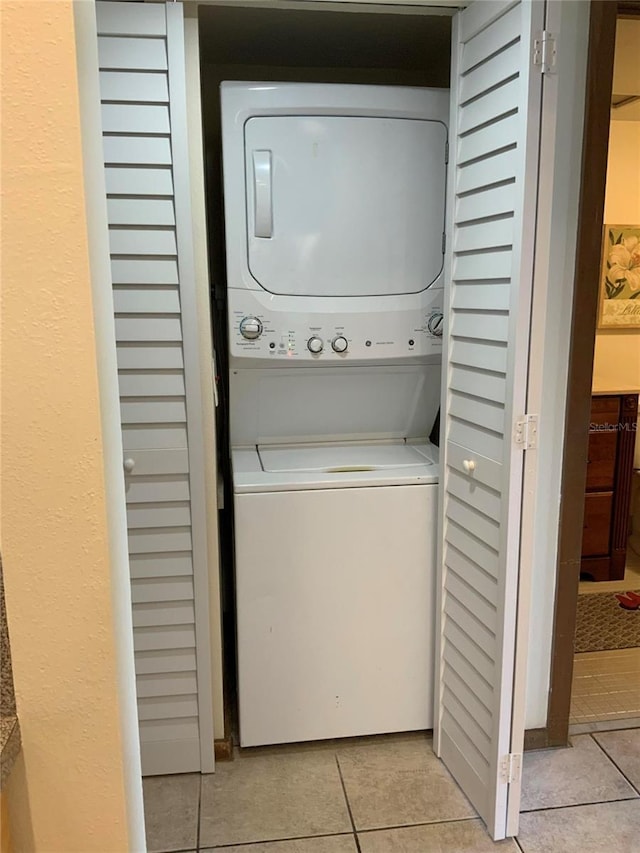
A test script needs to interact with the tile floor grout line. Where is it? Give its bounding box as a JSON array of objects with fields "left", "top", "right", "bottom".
[
  {"left": 513, "top": 834, "right": 526, "bottom": 853},
  {"left": 520, "top": 794, "right": 639, "bottom": 815},
  {"left": 156, "top": 848, "right": 194, "bottom": 853},
  {"left": 589, "top": 731, "right": 640, "bottom": 797},
  {"left": 334, "top": 754, "right": 362, "bottom": 853},
  {"left": 160, "top": 848, "right": 195, "bottom": 853},
  {"left": 201, "top": 831, "right": 357, "bottom": 850},
  {"left": 356, "top": 815, "right": 478, "bottom": 834},
  {"left": 155, "top": 846, "right": 197, "bottom": 853},
  {"left": 196, "top": 772, "right": 202, "bottom": 852}
]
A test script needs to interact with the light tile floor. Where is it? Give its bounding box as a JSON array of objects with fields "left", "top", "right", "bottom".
[{"left": 143, "top": 730, "right": 640, "bottom": 853}]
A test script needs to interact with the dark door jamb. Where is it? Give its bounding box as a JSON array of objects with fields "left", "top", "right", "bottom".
[{"left": 524, "top": 0, "right": 619, "bottom": 752}]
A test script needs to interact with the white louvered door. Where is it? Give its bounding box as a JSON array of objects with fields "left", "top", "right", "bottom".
[
  {"left": 96, "top": 1, "right": 214, "bottom": 776},
  {"left": 435, "top": 0, "right": 544, "bottom": 840}
]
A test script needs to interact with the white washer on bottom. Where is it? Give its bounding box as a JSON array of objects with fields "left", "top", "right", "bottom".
[{"left": 232, "top": 440, "right": 438, "bottom": 747}]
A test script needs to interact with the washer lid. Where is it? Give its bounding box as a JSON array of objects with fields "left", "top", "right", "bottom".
[
  {"left": 258, "top": 441, "right": 434, "bottom": 473},
  {"left": 244, "top": 115, "right": 447, "bottom": 297}
]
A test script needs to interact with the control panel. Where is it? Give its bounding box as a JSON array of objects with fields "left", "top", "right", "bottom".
[{"left": 230, "top": 297, "right": 444, "bottom": 361}]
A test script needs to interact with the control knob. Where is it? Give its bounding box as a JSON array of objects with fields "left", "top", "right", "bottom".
[
  {"left": 307, "top": 336, "right": 324, "bottom": 354},
  {"left": 427, "top": 312, "right": 444, "bottom": 337},
  {"left": 239, "top": 316, "right": 263, "bottom": 340},
  {"left": 331, "top": 336, "right": 348, "bottom": 353}
]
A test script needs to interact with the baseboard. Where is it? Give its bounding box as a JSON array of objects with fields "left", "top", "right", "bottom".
[
  {"left": 524, "top": 727, "right": 550, "bottom": 750},
  {"left": 214, "top": 735, "right": 234, "bottom": 761},
  {"left": 1, "top": 790, "right": 11, "bottom": 853},
  {"left": 524, "top": 726, "right": 571, "bottom": 751}
]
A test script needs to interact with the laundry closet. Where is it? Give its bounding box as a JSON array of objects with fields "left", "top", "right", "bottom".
[
  {"left": 199, "top": 3, "right": 451, "bottom": 750},
  {"left": 95, "top": 0, "right": 570, "bottom": 840}
]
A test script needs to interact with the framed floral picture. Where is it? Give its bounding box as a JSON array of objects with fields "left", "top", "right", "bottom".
[{"left": 598, "top": 225, "right": 640, "bottom": 329}]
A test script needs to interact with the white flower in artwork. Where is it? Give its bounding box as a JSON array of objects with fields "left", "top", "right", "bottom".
[{"left": 608, "top": 235, "right": 640, "bottom": 292}]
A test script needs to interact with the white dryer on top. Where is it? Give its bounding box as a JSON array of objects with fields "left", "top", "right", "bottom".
[{"left": 221, "top": 82, "right": 449, "bottom": 366}]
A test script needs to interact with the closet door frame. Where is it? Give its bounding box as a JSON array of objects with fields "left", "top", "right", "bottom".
[{"left": 542, "top": 0, "right": 620, "bottom": 750}]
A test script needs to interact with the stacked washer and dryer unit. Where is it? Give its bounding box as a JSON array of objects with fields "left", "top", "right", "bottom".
[{"left": 221, "top": 82, "right": 449, "bottom": 747}]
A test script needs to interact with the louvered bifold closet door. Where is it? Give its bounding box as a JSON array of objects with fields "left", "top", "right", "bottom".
[
  {"left": 435, "top": 0, "right": 543, "bottom": 840},
  {"left": 96, "top": 1, "right": 214, "bottom": 775}
]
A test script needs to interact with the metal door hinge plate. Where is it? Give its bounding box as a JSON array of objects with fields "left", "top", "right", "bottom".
[
  {"left": 533, "top": 31, "right": 557, "bottom": 74},
  {"left": 514, "top": 414, "right": 538, "bottom": 449},
  {"left": 500, "top": 753, "right": 522, "bottom": 784}
]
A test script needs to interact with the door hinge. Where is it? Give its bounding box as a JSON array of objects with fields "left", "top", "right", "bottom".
[
  {"left": 500, "top": 753, "right": 522, "bottom": 784},
  {"left": 442, "top": 232, "right": 446, "bottom": 254},
  {"left": 533, "top": 31, "right": 557, "bottom": 74},
  {"left": 514, "top": 414, "right": 538, "bottom": 449},
  {"left": 445, "top": 140, "right": 449, "bottom": 164}
]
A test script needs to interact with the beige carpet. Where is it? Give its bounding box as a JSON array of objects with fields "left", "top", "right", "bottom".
[{"left": 574, "top": 590, "right": 640, "bottom": 653}]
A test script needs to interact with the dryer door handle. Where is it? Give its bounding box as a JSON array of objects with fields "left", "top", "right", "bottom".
[{"left": 253, "top": 150, "right": 273, "bottom": 238}]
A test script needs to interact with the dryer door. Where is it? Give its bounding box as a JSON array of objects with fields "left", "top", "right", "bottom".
[{"left": 244, "top": 115, "right": 447, "bottom": 297}]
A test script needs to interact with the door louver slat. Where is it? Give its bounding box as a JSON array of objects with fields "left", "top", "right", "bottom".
[
  {"left": 96, "top": 0, "right": 212, "bottom": 775},
  {"left": 435, "top": 0, "right": 542, "bottom": 838}
]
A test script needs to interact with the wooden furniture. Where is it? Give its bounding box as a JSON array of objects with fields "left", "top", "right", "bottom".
[{"left": 581, "top": 392, "right": 639, "bottom": 581}]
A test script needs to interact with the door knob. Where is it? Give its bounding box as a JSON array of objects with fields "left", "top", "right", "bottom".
[
  {"left": 463, "top": 459, "right": 476, "bottom": 473},
  {"left": 123, "top": 458, "right": 136, "bottom": 473}
]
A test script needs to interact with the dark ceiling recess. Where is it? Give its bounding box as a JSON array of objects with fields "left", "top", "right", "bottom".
[{"left": 198, "top": 4, "right": 452, "bottom": 79}]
